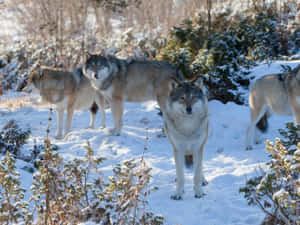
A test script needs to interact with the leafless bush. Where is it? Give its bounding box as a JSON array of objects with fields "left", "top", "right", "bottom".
[
  {"left": 6, "top": 0, "right": 209, "bottom": 52},
  {"left": 7, "top": 0, "right": 89, "bottom": 67}
]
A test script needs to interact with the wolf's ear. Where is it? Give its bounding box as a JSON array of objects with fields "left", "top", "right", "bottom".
[
  {"left": 169, "top": 76, "right": 182, "bottom": 90},
  {"left": 83, "top": 51, "right": 92, "bottom": 62},
  {"left": 191, "top": 76, "right": 204, "bottom": 89},
  {"left": 97, "top": 49, "right": 106, "bottom": 57},
  {"left": 109, "top": 61, "right": 119, "bottom": 76}
]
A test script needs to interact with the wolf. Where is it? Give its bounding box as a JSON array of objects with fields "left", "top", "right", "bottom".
[
  {"left": 23, "top": 65, "right": 106, "bottom": 139},
  {"left": 82, "top": 53, "right": 184, "bottom": 135},
  {"left": 245, "top": 64, "right": 300, "bottom": 150},
  {"left": 162, "top": 77, "right": 209, "bottom": 200}
]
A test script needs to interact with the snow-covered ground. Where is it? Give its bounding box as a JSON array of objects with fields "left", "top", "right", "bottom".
[{"left": 0, "top": 60, "right": 299, "bottom": 225}]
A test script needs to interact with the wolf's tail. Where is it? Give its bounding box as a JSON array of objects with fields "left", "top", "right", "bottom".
[
  {"left": 256, "top": 113, "right": 268, "bottom": 133},
  {"left": 185, "top": 155, "right": 193, "bottom": 168},
  {"left": 89, "top": 102, "right": 99, "bottom": 114}
]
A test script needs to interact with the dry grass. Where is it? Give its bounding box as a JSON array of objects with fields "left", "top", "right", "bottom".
[
  {"left": 5, "top": 0, "right": 211, "bottom": 47},
  {"left": 0, "top": 96, "right": 28, "bottom": 110},
  {"left": 0, "top": 94, "right": 44, "bottom": 110},
  {"left": 4, "top": 0, "right": 298, "bottom": 46}
]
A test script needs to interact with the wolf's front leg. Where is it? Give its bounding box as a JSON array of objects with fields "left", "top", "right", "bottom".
[
  {"left": 109, "top": 97, "right": 123, "bottom": 136},
  {"left": 55, "top": 109, "right": 64, "bottom": 139},
  {"left": 171, "top": 149, "right": 184, "bottom": 200},
  {"left": 65, "top": 105, "right": 75, "bottom": 137},
  {"left": 96, "top": 93, "right": 106, "bottom": 129},
  {"left": 245, "top": 123, "right": 255, "bottom": 150},
  {"left": 193, "top": 148, "right": 205, "bottom": 198}
]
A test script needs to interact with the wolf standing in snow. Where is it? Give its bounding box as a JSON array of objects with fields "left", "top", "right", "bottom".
[
  {"left": 245, "top": 64, "right": 300, "bottom": 150},
  {"left": 82, "top": 52, "right": 184, "bottom": 136},
  {"left": 23, "top": 65, "right": 106, "bottom": 139},
  {"left": 162, "top": 77, "right": 209, "bottom": 200}
]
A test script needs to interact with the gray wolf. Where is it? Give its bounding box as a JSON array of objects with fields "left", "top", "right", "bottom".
[
  {"left": 23, "top": 66, "right": 106, "bottom": 139},
  {"left": 162, "top": 77, "right": 209, "bottom": 200},
  {"left": 245, "top": 64, "right": 300, "bottom": 150},
  {"left": 82, "top": 53, "right": 184, "bottom": 135}
]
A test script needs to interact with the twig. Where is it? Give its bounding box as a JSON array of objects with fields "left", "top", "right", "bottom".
[{"left": 252, "top": 191, "right": 274, "bottom": 218}]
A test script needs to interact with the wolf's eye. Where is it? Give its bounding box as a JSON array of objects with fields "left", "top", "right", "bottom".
[{"left": 180, "top": 96, "right": 185, "bottom": 101}]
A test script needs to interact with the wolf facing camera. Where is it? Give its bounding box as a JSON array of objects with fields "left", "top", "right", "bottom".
[{"left": 162, "top": 77, "right": 209, "bottom": 200}]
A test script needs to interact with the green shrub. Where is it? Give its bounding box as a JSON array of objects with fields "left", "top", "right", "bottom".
[
  {"left": 0, "top": 120, "right": 31, "bottom": 157},
  {"left": 158, "top": 3, "right": 299, "bottom": 104}
]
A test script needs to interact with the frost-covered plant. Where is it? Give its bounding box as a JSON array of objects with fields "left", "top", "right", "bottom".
[
  {"left": 240, "top": 124, "right": 300, "bottom": 225},
  {"left": 278, "top": 122, "right": 300, "bottom": 152},
  {"left": 30, "top": 138, "right": 63, "bottom": 224},
  {"left": 30, "top": 139, "right": 104, "bottom": 224},
  {"left": 98, "top": 159, "right": 163, "bottom": 225},
  {"left": 0, "top": 111, "right": 162, "bottom": 224},
  {"left": 90, "top": 125, "right": 164, "bottom": 224},
  {"left": 29, "top": 137, "right": 163, "bottom": 224},
  {"left": 0, "top": 151, "right": 31, "bottom": 224},
  {"left": 0, "top": 120, "right": 31, "bottom": 157},
  {"left": 158, "top": 2, "right": 300, "bottom": 104}
]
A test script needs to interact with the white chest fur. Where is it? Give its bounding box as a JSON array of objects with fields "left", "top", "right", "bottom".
[{"left": 164, "top": 111, "right": 208, "bottom": 154}]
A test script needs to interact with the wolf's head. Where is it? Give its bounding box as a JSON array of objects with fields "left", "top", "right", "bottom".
[
  {"left": 82, "top": 53, "right": 118, "bottom": 90},
  {"left": 167, "top": 77, "right": 207, "bottom": 116}
]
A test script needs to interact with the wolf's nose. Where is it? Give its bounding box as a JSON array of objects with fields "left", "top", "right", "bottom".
[
  {"left": 186, "top": 106, "right": 192, "bottom": 114},
  {"left": 94, "top": 73, "right": 98, "bottom": 79}
]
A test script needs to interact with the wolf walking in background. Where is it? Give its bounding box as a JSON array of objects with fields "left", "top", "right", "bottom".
[
  {"left": 162, "top": 77, "right": 209, "bottom": 200},
  {"left": 23, "top": 65, "right": 106, "bottom": 139},
  {"left": 82, "top": 53, "right": 184, "bottom": 136},
  {"left": 246, "top": 64, "right": 300, "bottom": 150}
]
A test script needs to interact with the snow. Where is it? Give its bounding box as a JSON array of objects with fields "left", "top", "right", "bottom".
[
  {"left": 0, "top": 60, "right": 300, "bottom": 224},
  {"left": 248, "top": 60, "right": 300, "bottom": 81},
  {"left": 273, "top": 189, "right": 288, "bottom": 200}
]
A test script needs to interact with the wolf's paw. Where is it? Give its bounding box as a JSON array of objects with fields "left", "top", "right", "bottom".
[
  {"left": 194, "top": 192, "right": 205, "bottom": 199},
  {"left": 99, "top": 124, "right": 106, "bottom": 130},
  {"left": 194, "top": 186, "right": 205, "bottom": 198},
  {"left": 201, "top": 179, "right": 208, "bottom": 186},
  {"left": 255, "top": 140, "right": 262, "bottom": 145},
  {"left": 170, "top": 194, "right": 183, "bottom": 200},
  {"left": 246, "top": 145, "right": 253, "bottom": 150},
  {"left": 54, "top": 134, "right": 64, "bottom": 140},
  {"left": 108, "top": 128, "right": 121, "bottom": 136},
  {"left": 157, "top": 127, "right": 167, "bottom": 138}
]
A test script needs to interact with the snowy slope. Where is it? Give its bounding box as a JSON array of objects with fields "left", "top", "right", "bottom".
[{"left": 0, "top": 60, "right": 299, "bottom": 225}]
